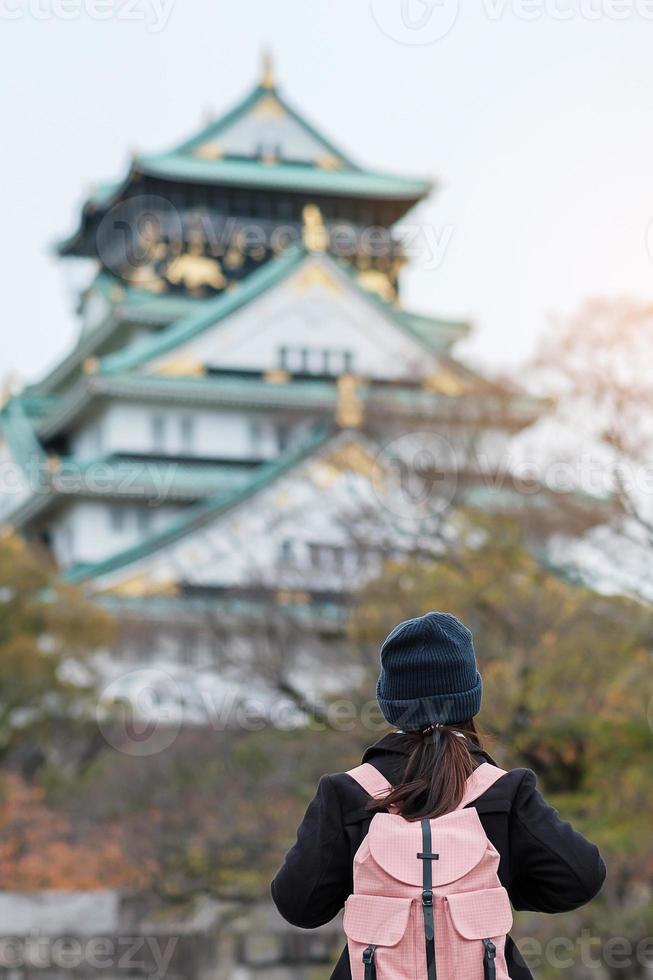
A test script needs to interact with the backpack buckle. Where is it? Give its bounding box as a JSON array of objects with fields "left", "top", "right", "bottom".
[{"left": 422, "top": 889, "right": 433, "bottom": 906}]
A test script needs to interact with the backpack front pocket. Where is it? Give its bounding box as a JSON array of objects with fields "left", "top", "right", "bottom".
[
  {"left": 443, "top": 886, "right": 513, "bottom": 980},
  {"left": 344, "top": 894, "right": 419, "bottom": 980}
]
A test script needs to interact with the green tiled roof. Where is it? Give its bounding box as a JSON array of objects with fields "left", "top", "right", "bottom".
[
  {"left": 59, "top": 79, "right": 431, "bottom": 260},
  {"left": 0, "top": 398, "right": 47, "bottom": 473},
  {"left": 4, "top": 449, "right": 260, "bottom": 529},
  {"left": 99, "top": 245, "right": 306, "bottom": 374},
  {"left": 56, "top": 453, "right": 254, "bottom": 500},
  {"left": 97, "top": 246, "right": 466, "bottom": 377},
  {"left": 96, "top": 590, "right": 347, "bottom": 627},
  {"left": 397, "top": 310, "right": 471, "bottom": 348},
  {"left": 64, "top": 423, "right": 336, "bottom": 585},
  {"left": 37, "top": 369, "right": 541, "bottom": 446},
  {"left": 134, "top": 153, "right": 431, "bottom": 201},
  {"left": 101, "top": 272, "right": 205, "bottom": 323},
  {"left": 27, "top": 272, "right": 207, "bottom": 397},
  {"left": 172, "top": 81, "right": 358, "bottom": 168},
  {"left": 132, "top": 81, "right": 430, "bottom": 202}
]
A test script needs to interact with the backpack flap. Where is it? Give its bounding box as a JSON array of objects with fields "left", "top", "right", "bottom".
[
  {"left": 446, "top": 886, "right": 513, "bottom": 939},
  {"left": 367, "top": 808, "right": 486, "bottom": 887},
  {"left": 343, "top": 894, "right": 412, "bottom": 947}
]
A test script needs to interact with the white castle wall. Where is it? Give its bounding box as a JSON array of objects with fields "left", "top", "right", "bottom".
[
  {"left": 69, "top": 402, "right": 321, "bottom": 462},
  {"left": 50, "top": 499, "right": 184, "bottom": 567}
]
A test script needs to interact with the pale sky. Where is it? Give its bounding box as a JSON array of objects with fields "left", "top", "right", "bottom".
[{"left": 2, "top": 0, "right": 653, "bottom": 385}]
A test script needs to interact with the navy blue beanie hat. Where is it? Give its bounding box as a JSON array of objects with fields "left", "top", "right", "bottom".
[{"left": 376, "top": 611, "right": 483, "bottom": 729}]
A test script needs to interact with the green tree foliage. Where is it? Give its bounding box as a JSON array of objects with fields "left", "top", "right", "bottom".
[
  {"left": 0, "top": 530, "right": 110, "bottom": 758},
  {"left": 350, "top": 512, "right": 653, "bottom": 976}
]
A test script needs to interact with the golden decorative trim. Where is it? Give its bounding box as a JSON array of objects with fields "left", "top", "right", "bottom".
[
  {"left": 276, "top": 589, "right": 310, "bottom": 606},
  {"left": 357, "top": 269, "right": 396, "bottom": 303},
  {"left": 102, "top": 574, "right": 180, "bottom": 599},
  {"left": 422, "top": 369, "right": 467, "bottom": 396},
  {"left": 224, "top": 246, "right": 244, "bottom": 271},
  {"left": 253, "top": 94, "right": 285, "bottom": 119},
  {"left": 263, "top": 369, "right": 290, "bottom": 384},
  {"left": 328, "top": 440, "right": 377, "bottom": 479},
  {"left": 336, "top": 374, "right": 364, "bottom": 429},
  {"left": 316, "top": 153, "right": 342, "bottom": 171},
  {"left": 302, "top": 203, "right": 328, "bottom": 253},
  {"left": 164, "top": 253, "right": 226, "bottom": 291},
  {"left": 151, "top": 354, "right": 207, "bottom": 378},
  {"left": 261, "top": 48, "right": 276, "bottom": 90},
  {"left": 291, "top": 262, "right": 342, "bottom": 295},
  {"left": 0, "top": 371, "right": 18, "bottom": 409},
  {"left": 83, "top": 357, "right": 99, "bottom": 375},
  {"left": 194, "top": 142, "right": 224, "bottom": 160}
]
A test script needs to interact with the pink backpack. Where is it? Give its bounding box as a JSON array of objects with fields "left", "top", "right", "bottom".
[{"left": 343, "top": 762, "right": 513, "bottom": 980}]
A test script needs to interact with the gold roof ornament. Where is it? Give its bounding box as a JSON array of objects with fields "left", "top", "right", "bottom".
[
  {"left": 101, "top": 573, "right": 180, "bottom": 599},
  {"left": 0, "top": 371, "right": 19, "bottom": 409},
  {"left": 422, "top": 369, "right": 467, "bottom": 396},
  {"left": 164, "top": 253, "right": 226, "bottom": 292},
  {"left": 194, "top": 142, "right": 224, "bottom": 160},
  {"left": 276, "top": 589, "right": 310, "bottom": 606},
  {"left": 261, "top": 48, "right": 276, "bottom": 90},
  {"left": 263, "top": 368, "right": 290, "bottom": 384},
  {"left": 336, "top": 374, "right": 364, "bottom": 429},
  {"left": 357, "top": 269, "right": 397, "bottom": 303},
  {"left": 291, "top": 262, "right": 342, "bottom": 295},
  {"left": 253, "top": 94, "right": 285, "bottom": 119},
  {"left": 83, "top": 357, "right": 99, "bottom": 375},
  {"left": 316, "top": 153, "right": 342, "bottom": 171},
  {"left": 151, "top": 354, "right": 207, "bottom": 378},
  {"left": 302, "top": 203, "right": 328, "bottom": 253}
]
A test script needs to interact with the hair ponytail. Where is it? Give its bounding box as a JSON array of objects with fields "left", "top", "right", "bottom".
[{"left": 370, "top": 719, "right": 482, "bottom": 821}]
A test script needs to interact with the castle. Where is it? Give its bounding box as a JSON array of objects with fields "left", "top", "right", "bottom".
[{"left": 0, "top": 58, "right": 542, "bottom": 715}]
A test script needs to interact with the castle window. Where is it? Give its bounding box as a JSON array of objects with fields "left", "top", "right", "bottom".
[
  {"left": 276, "top": 423, "right": 291, "bottom": 452},
  {"left": 151, "top": 414, "right": 167, "bottom": 452},
  {"left": 137, "top": 509, "right": 152, "bottom": 534},
  {"left": 280, "top": 539, "right": 293, "bottom": 564},
  {"left": 249, "top": 418, "right": 263, "bottom": 454},
  {"left": 277, "top": 346, "right": 354, "bottom": 376},
  {"left": 179, "top": 415, "right": 195, "bottom": 453},
  {"left": 109, "top": 507, "right": 125, "bottom": 532}
]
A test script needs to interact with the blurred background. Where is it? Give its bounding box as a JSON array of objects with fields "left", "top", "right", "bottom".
[{"left": 1, "top": 2, "right": 653, "bottom": 978}]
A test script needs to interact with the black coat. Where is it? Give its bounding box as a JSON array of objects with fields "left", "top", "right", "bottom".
[{"left": 271, "top": 733, "right": 606, "bottom": 980}]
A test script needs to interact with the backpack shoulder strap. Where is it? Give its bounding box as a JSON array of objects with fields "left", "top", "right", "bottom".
[
  {"left": 346, "top": 763, "right": 393, "bottom": 802},
  {"left": 456, "top": 762, "right": 508, "bottom": 809}
]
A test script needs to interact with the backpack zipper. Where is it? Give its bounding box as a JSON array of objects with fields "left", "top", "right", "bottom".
[
  {"left": 482, "top": 938, "right": 496, "bottom": 980},
  {"left": 362, "top": 944, "right": 377, "bottom": 980}
]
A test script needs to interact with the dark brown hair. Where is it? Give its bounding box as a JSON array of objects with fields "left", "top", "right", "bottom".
[{"left": 369, "top": 720, "right": 483, "bottom": 821}]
